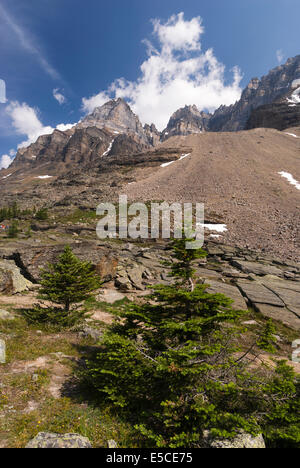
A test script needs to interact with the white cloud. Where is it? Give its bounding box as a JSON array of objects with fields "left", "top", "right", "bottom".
[
  {"left": 82, "top": 12, "right": 243, "bottom": 130},
  {"left": 0, "top": 4, "right": 60, "bottom": 80},
  {"left": 152, "top": 12, "right": 204, "bottom": 52},
  {"left": 56, "top": 123, "right": 75, "bottom": 132},
  {"left": 0, "top": 154, "right": 13, "bottom": 170},
  {"left": 82, "top": 91, "right": 110, "bottom": 114},
  {"left": 4, "top": 102, "right": 76, "bottom": 161},
  {"left": 276, "top": 49, "right": 284, "bottom": 64},
  {"left": 6, "top": 101, "right": 54, "bottom": 148},
  {"left": 53, "top": 88, "right": 66, "bottom": 105}
]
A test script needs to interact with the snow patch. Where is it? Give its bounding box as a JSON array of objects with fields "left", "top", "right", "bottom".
[
  {"left": 160, "top": 153, "right": 191, "bottom": 168},
  {"left": 198, "top": 223, "right": 228, "bottom": 233},
  {"left": 284, "top": 132, "right": 299, "bottom": 138},
  {"left": 35, "top": 175, "right": 53, "bottom": 179},
  {"left": 102, "top": 139, "right": 115, "bottom": 157},
  {"left": 291, "top": 79, "right": 300, "bottom": 88},
  {"left": 287, "top": 86, "right": 300, "bottom": 105},
  {"left": 2, "top": 173, "right": 12, "bottom": 179},
  {"left": 278, "top": 171, "right": 300, "bottom": 190}
]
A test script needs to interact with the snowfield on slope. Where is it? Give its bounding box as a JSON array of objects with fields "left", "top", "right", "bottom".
[
  {"left": 278, "top": 171, "right": 300, "bottom": 190},
  {"left": 160, "top": 153, "right": 191, "bottom": 168}
]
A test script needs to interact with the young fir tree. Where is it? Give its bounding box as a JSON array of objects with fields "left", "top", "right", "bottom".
[
  {"left": 8, "top": 220, "right": 19, "bottom": 238},
  {"left": 39, "top": 245, "right": 101, "bottom": 312},
  {"left": 35, "top": 207, "right": 49, "bottom": 221},
  {"left": 86, "top": 236, "right": 246, "bottom": 445},
  {"left": 86, "top": 235, "right": 299, "bottom": 448},
  {"left": 257, "top": 319, "right": 277, "bottom": 353}
]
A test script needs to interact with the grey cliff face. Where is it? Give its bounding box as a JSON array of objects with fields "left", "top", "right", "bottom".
[
  {"left": 79, "top": 97, "right": 149, "bottom": 144},
  {"left": 162, "top": 105, "right": 211, "bottom": 140},
  {"left": 9, "top": 98, "right": 153, "bottom": 175},
  {"left": 209, "top": 55, "right": 300, "bottom": 131}
]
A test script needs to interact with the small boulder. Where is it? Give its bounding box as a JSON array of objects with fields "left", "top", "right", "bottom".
[
  {"left": 202, "top": 430, "right": 266, "bottom": 449},
  {"left": 79, "top": 326, "right": 103, "bottom": 341},
  {"left": 0, "top": 309, "right": 15, "bottom": 320},
  {"left": 0, "top": 339, "right": 6, "bottom": 364},
  {"left": 97, "top": 289, "right": 125, "bottom": 304},
  {"left": 107, "top": 439, "right": 118, "bottom": 448},
  {"left": 25, "top": 432, "right": 92, "bottom": 449},
  {"left": 0, "top": 260, "right": 33, "bottom": 294}
]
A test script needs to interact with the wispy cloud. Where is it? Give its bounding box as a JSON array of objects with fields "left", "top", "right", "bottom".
[
  {"left": 82, "top": 12, "right": 243, "bottom": 130},
  {"left": 276, "top": 49, "right": 284, "bottom": 64},
  {"left": 0, "top": 3, "right": 60, "bottom": 80},
  {"left": 53, "top": 88, "right": 66, "bottom": 105}
]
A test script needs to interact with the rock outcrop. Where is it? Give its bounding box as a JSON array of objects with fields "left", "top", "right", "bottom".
[
  {"left": 245, "top": 91, "right": 300, "bottom": 131},
  {"left": 162, "top": 105, "right": 211, "bottom": 140},
  {"left": 0, "top": 260, "right": 33, "bottom": 294},
  {"left": 0, "top": 238, "right": 298, "bottom": 331},
  {"left": 25, "top": 432, "right": 92, "bottom": 449},
  {"left": 209, "top": 55, "right": 300, "bottom": 131}
]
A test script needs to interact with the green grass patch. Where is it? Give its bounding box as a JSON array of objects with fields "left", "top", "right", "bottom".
[{"left": 2, "top": 397, "right": 141, "bottom": 448}]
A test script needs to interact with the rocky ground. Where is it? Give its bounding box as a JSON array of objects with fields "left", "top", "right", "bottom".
[
  {"left": 0, "top": 223, "right": 299, "bottom": 447},
  {"left": 126, "top": 128, "right": 300, "bottom": 261}
]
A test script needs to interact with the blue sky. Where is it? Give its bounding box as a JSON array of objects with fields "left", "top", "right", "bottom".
[{"left": 0, "top": 0, "right": 299, "bottom": 168}]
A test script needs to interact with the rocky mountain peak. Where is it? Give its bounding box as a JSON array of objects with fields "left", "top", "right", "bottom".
[
  {"left": 79, "top": 98, "right": 147, "bottom": 139},
  {"left": 161, "top": 104, "right": 211, "bottom": 140},
  {"left": 209, "top": 54, "right": 300, "bottom": 131}
]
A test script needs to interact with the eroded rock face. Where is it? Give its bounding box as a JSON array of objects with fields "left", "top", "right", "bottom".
[
  {"left": 246, "top": 100, "right": 300, "bottom": 131},
  {"left": 209, "top": 55, "right": 300, "bottom": 131},
  {"left": 162, "top": 105, "right": 211, "bottom": 140},
  {"left": 79, "top": 98, "right": 150, "bottom": 146},
  {"left": 25, "top": 432, "right": 92, "bottom": 449},
  {"left": 201, "top": 430, "right": 266, "bottom": 449}
]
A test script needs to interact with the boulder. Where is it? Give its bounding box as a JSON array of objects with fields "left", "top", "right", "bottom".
[
  {"left": 78, "top": 326, "right": 103, "bottom": 341},
  {"left": 115, "top": 275, "right": 132, "bottom": 291},
  {"left": 202, "top": 430, "right": 266, "bottom": 449},
  {"left": 127, "top": 266, "right": 145, "bottom": 290},
  {"left": 107, "top": 439, "right": 118, "bottom": 448},
  {"left": 25, "top": 432, "right": 92, "bottom": 449},
  {"left": 0, "top": 309, "right": 15, "bottom": 320},
  {"left": 0, "top": 260, "right": 33, "bottom": 294},
  {"left": 95, "top": 255, "right": 119, "bottom": 282},
  {"left": 0, "top": 339, "right": 6, "bottom": 364},
  {"left": 97, "top": 289, "right": 125, "bottom": 304}
]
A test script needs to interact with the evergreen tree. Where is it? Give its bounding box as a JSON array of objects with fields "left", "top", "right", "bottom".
[
  {"left": 8, "top": 220, "right": 19, "bottom": 238},
  {"left": 35, "top": 207, "right": 49, "bottom": 221},
  {"left": 39, "top": 245, "right": 101, "bottom": 312},
  {"left": 85, "top": 235, "right": 299, "bottom": 447},
  {"left": 257, "top": 319, "right": 277, "bottom": 353}
]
